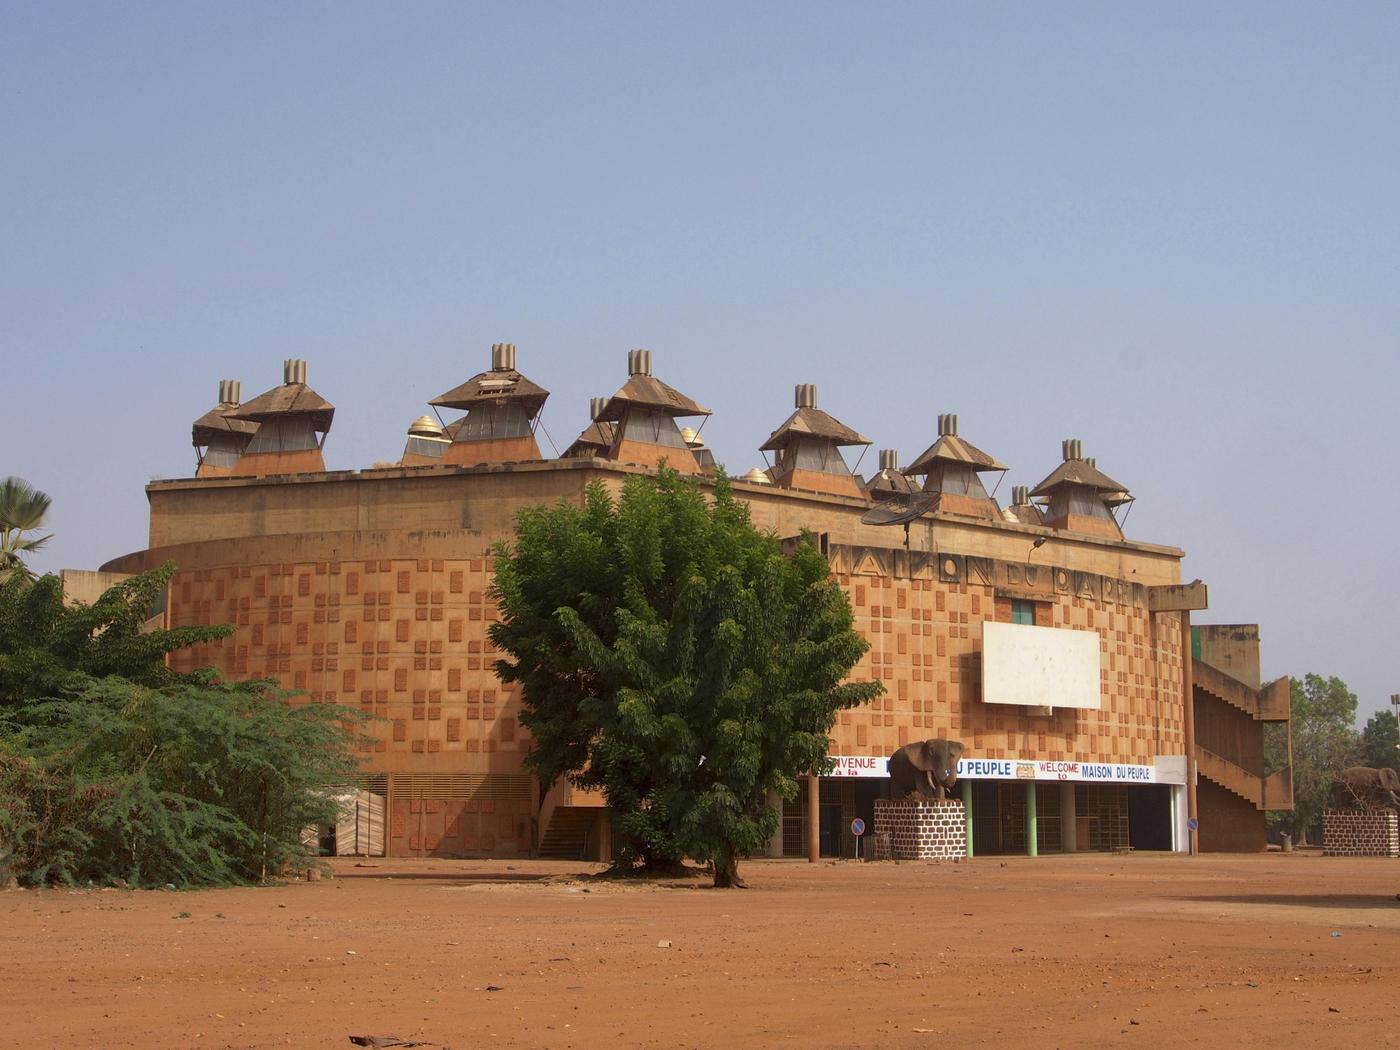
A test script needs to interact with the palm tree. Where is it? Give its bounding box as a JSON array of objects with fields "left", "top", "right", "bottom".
[{"left": 0, "top": 476, "right": 52, "bottom": 583}]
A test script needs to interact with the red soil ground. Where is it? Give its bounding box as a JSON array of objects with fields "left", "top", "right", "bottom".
[{"left": 3, "top": 852, "right": 1399, "bottom": 1049}]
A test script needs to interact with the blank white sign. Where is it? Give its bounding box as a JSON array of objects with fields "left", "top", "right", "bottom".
[{"left": 982, "top": 621, "right": 1102, "bottom": 709}]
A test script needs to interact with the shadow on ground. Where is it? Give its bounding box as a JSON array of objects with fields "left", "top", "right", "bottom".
[
  {"left": 1177, "top": 893, "right": 1400, "bottom": 910},
  {"left": 332, "top": 869, "right": 564, "bottom": 885}
]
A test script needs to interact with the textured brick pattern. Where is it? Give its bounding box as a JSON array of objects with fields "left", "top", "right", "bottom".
[
  {"left": 872, "top": 799, "right": 966, "bottom": 860},
  {"left": 831, "top": 575, "right": 1186, "bottom": 767},
  {"left": 163, "top": 554, "right": 533, "bottom": 857},
  {"left": 1323, "top": 810, "right": 1400, "bottom": 857}
]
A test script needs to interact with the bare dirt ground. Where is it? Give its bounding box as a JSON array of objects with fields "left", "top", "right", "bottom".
[{"left": 3, "top": 852, "right": 1400, "bottom": 1049}]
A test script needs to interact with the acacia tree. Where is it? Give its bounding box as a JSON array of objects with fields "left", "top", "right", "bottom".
[
  {"left": 490, "top": 468, "right": 881, "bottom": 887},
  {"left": 0, "top": 562, "right": 234, "bottom": 709}
]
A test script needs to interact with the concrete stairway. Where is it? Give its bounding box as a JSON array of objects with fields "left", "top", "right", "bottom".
[{"left": 537, "top": 806, "right": 598, "bottom": 859}]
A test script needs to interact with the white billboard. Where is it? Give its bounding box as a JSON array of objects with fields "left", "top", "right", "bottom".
[{"left": 982, "top": 621, "right": 1102, "bottom": 710}]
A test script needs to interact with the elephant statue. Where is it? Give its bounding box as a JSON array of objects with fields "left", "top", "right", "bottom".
[
  {"left": 888, "top": 739, "right": 965, "bottom": 801},
  {"left": 1330, "top": 766, "right": 1400, "bottom": 810}
]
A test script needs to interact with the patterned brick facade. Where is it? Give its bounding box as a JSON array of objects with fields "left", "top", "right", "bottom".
[
  {"left": 112, "top": 456, "right": 1197, "bottom": 858},
  {"left": 1322, "top": 810, "right": 1400, "bottom": 857},
  {"left": 830, "top": 570, "right": 1185, "bottom": 767},
  {"left": 872, "top": 800, "right": 967, "bottom": 860}
]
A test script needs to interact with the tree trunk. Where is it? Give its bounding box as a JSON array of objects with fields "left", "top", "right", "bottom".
[{"left": 713, "top": 845, "right": 747, "bottom": 889}]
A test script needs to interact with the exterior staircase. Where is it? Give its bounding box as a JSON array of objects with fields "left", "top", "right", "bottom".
[{"left": 537, "top": 806, "right": 599, "bottom": 859}]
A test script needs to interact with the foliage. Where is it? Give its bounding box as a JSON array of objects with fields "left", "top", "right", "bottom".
[
  {"left": 1266, "top": 673, "right": 1360, "bottom": 844},
  {"left": 0, "top": 676, "right": 365, "bottom": 887},
  {"left": 1359, "top": 709, "right": 1400, "bottom": 775},
  {"left": 490, "top": 468, "right": 881, "bottom": 887},
  {"left": 0, "top": 477, "right": 52, "bottom": 584},
  {"left": 0, "top": 562, "right": 234, "bottom": 709}
]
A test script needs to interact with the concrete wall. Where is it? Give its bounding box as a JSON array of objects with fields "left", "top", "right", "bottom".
[{"left": 1196, "top": 779, "right": 1266, "bottom": 853}]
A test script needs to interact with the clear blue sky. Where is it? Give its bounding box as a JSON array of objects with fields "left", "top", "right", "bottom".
[{"left": 3, "top": 3, "right": 1397, "bottom": 721}]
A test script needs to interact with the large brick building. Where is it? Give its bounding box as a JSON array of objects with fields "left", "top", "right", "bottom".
[{"left": 99, "top": 349, "right": 1291, "bottom": 859}]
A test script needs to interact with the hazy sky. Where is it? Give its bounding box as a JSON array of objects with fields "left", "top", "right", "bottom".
[{"left": 3, "top": 3, "right": 1397, "bottom": 721}]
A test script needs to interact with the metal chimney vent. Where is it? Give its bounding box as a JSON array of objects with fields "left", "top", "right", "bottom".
[
  {"left": 284, "top": 359, "right": 308, "bottom": 385},
  {"left": 937, "top": 413, "right": 959, "bottom": 437},
  {"left": 1012, "top": 485, "right": 1029, "bottom": 505},
  {"left": 589, "top": 396, "right": 607, "bottom": 420},
  {"left": 491, "top": 342, "right": 517, "bottom": 371},
  {"left": 878, "top": 449, "right": 899, "bottom": 471},
  {"left": 1062, "top": 438, "right": 1082, "bottom": 462},
  {"left": 627, "top": 349, "right": 652, "bottom": 376},
  {"left": 795, "top": 383, "right": 817, "bottom": 409},
  {"left": 218, "top": 379, "right": 242, "bottom": 407},
  {"left": 1086, "top": 457, "right": 1097, "bottom": 469}
]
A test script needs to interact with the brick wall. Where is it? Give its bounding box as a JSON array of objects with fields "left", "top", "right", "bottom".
[
  {"left": 872, "top": 799, "right": 966, "bottom": 860},
  {"left": 1323, "top": 810, "right": 1400, "bottom": 857}
]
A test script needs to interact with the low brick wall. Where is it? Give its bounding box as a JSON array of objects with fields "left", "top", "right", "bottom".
[
  {"left": 872, "top": 799, "right": 966, "bottom": 860},
  {"left": 1322, "top": 809, "right": 1399, "bottom": 857}
]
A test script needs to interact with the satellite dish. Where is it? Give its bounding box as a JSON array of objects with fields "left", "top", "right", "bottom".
[{"left": 861, "top": 493, "right": 935, "bottom": 526}]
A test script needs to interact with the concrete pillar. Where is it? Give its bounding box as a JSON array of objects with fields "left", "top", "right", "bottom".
[
  {"left": 765, "top": 790, "right": 785, "bottom": 858},
  {"left": 806, "top": 774, "right": 820, "bottom": 863},
  {"left": 1060, "top": 781, "right": 1077, "bottom": 852},
  {"left": 1026, "top": 781, "right": 1039, "bottom": 857},
  {"left": 961, "top": 778, "right": 974, "bottom": 859},
  {"left": 1182, "top": 610, "right": 1198, "bottom": 855}
]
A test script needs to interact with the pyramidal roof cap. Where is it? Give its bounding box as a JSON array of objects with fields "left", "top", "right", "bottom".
[
  {"left": 905, "top": 414, "right": 1006, "bottom": 474},
  {"left": 429, "top": 343, "right": 549, "bottom": 417},
  {"left": 192, "top": 380, "right": 258, "bottom": 446},
  {"left": 228, "top": 360, "right": 334, "bottom": 431},
  {"left": 593, "top": 349, "right": 710, "bottom": 421},
  {"left": 760, "top": 384, "right": 870, "bottom": 452},
  {"left": 1029, "top": 440, "right": 1129, "bottom": 498}
]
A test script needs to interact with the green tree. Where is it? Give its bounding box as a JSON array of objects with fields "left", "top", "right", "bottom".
[
  {"left": 0, "top": 477, "right": 52, "bottom": 584},
  {"left": 490, "top": 468, "right": 881, "bottom": 887},
  {"left": 1267, "top": 674, "right": 1360, "bottom": 844},
  {"left": 0, "top": 676, "right": 364, "bottom": 887},
  {"left": 0, "top": 562, "right": 234, "bottom": 709},
  {"left": 1359, "top": 709, "right": 1400, "bottom": 775}
]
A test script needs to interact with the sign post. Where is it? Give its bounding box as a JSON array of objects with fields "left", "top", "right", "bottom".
[{"left": 851, "top": 817, "right": 866, "bottom": 861}]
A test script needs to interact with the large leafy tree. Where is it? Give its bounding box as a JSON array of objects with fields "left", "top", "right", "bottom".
[
  {"left": 0, "top": 477, "right": 52, "bottom": 584},
  {"left": 1266, "top": 673, "right": 1360, "bottom": 844},
  {"left": 490, "top": 468, "right": 881, "bottom": 887},
  {"left": 1359, "top": 709, "right": 1400, "bottom": 775},
  {"left": 0, "top": 561, "right": 234, "bottom": 709}
]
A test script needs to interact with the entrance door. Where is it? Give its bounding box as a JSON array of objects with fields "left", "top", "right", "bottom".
[
  {"left": 1128, "top": 785, "right": 1173, "bottom": 851},
  {"left": 819, "top": 804, "right": 844, "bottom": 857}
]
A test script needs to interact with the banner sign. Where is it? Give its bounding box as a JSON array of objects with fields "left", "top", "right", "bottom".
[{"left": 825, "top": 755, "right": 1183, "bottom": 785}]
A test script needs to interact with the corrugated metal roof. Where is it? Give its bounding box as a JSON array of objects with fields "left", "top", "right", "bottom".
[
  {"left": 429, "top": 369, "right": 549, "bottom": 416},
  {"left": 1029, "top": 459, "right": 1129, "bottom": 498},
  {"left": 863, "top": 467, "right": 917, "bottom": 499},
  {"left": 227, "top": 383, "right": 335, "bottom": 432},
  {"left": 905, "top": 434, "right": 1007, "bottom": 474},
  {"left": 593, "top": 374, "right": 711, "bottom": 420},
  {"left": 191, "top": 404, "right": 259, "bottom": 446},
  {"left": 759, "top": 406, "right": 870, "bottom": 452},
  {"left": 562, "top": 420, "right": 618, "bottom": 457}
]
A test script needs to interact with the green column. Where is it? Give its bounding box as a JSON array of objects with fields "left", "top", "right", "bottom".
[
  {"left": 961, "top": 778, "right": 974, "bottom": 859},
  {"left": 1026, "top": 781, "right": 1039, "bottom": 857}
]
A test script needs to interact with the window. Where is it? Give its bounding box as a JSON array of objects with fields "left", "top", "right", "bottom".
[{"left": 1011, "top": 599, "right": 1036, "bottom": 626}]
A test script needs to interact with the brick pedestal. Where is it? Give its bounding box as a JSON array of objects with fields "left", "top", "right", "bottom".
[
  {"left": 1322, "top": 809, "right": 1399, "bottom": 857},
  {"left": 872, "top": 799, "right": 966, "bottom": 860}
]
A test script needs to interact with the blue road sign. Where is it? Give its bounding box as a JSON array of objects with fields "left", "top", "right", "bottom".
[
  {"left": 851, "top": 817, "right": 866, "bottom": 837},
  {"left": 1187, "top": 817, "right": 1199, "bottom": 831}
]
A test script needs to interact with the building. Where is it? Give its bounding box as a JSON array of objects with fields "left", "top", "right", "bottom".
[{"left": 98, "top": 350, "right": 1292, "bottom": 860}]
